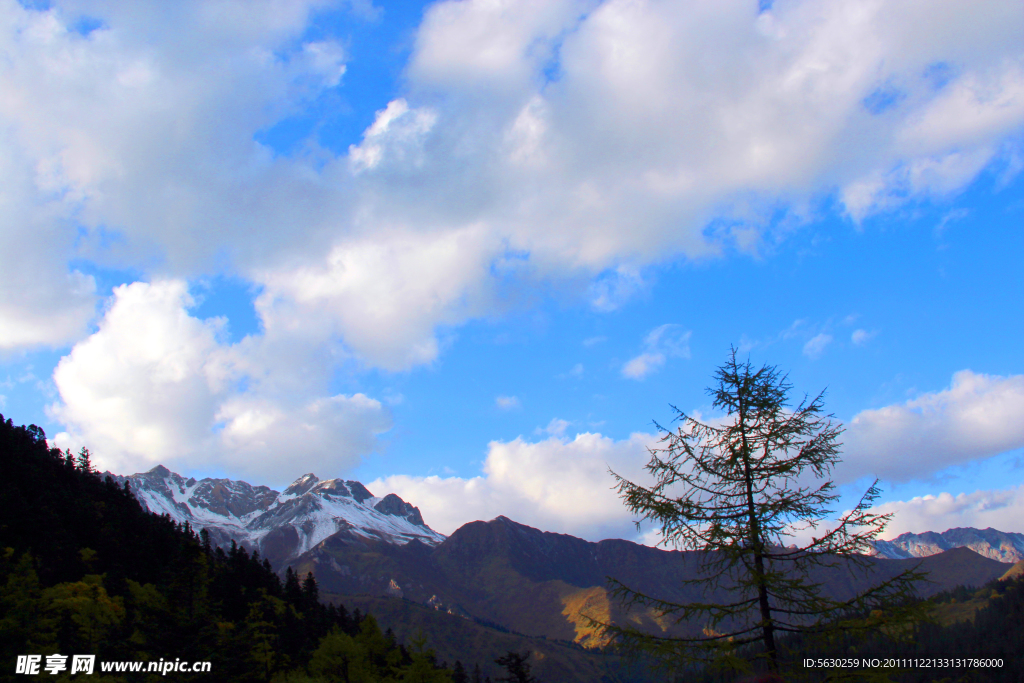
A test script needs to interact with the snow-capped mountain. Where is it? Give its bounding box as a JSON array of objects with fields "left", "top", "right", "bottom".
[
  {"left": 871, "top": 527, "right": 1024, "bottom": 563},
  {"left": 102, "top": 465, "right": 445, "bottom": 566}
]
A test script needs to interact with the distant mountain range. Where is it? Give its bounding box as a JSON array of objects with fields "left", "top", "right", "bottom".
[
  {"left": 290, "top": 515, "right": 1013, "bottom": 648},
  {"left": 109, "top": 465, "right": 1020, "bottom": 651},
  {"left": 102, "top": 465, "right": 443, "bottom": 566},
  {"left": 871, "top": 528, "right": 1024, "bottom": 563}
]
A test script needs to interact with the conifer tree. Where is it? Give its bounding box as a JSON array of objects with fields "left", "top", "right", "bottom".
[
  {"left": 605, "top": 349, "right": 925, "bottom": 676},
  {"left": 301, "top": 571, "right": 319, "bottom": 611},
  {"left": 284, "top": 567, "right": 303, "bottom": 608},
  {"left": 494, "top": 651, "right": 536, "bottom": 683},
  {"left": 200, "top": 527, "right": 212, "bottom": 555},
  {"left": 77, "top": 446, "right": 94, "bottom": 474}
]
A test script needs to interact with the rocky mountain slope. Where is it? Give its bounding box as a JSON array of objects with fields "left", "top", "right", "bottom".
[
  {"left": 872, "top": 528, "right": 1024, "bottom": 563},
  {"left": 103, "top": 465, "right": 444, "bottom": 566},
  {"left": 293, "top": 516, "right": 1014, "bottom": 648}
]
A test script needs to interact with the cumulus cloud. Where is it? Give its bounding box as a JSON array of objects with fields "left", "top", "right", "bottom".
[
  {"left": 370, "top": 430, "right": 656, "bottom": 540},
  {"left": 48, "top": 281, "right": 391, "bottom": 481},
  {"left": 0, "top": 0, "right": 351, "bottom": 352},
  {"left": 837, "top": 370, "right": 1024, "bottom": 483},
  {"left": 0, "top": 0, "right": 1020, "bottom": 466},
  {"left": 872, "top": 485, "right": 1024, "bottom": 538},
  {"left": 622, "top": 324, "right": 691, "bottom": 379},
  {"left": 0, "top": 0, "right": 1019, "bottom": 371},
  {"left": 254, "top": 225, "right": 498, "bottom": 370}
]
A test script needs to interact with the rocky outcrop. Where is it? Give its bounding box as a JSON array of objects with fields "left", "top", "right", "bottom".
[{"left": 374, "top": 493, "right": 426, "bottom": 526}]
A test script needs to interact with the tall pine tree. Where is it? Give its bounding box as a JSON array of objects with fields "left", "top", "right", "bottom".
[{"left": 604, "top": 349, "right": 925, "bottom": 676}]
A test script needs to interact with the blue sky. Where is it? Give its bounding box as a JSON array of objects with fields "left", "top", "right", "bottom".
[{"left": 0, "top": 0, "right": 1022, "bottom": 542}]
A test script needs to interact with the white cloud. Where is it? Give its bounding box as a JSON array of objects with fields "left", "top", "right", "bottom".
[
  {"left": 0, "top": 0, "right": 348, "bottom": 351},
  {"left": 622, "top": 353, "right": 665, "bottom": 381},
  {"left": 851, "top": 328, "right": 876, "bottom": 345},
  {"left": 837, "top": 370, "right": 1024, "bottom": 483},
  {"left": 215, "top": 392, "right": 389, "bottom": 475},
  {"left": 408, "top": 0, "right": 592, "bottom": 96},
  {"left": 47, "top": 280, "right": 391, "bottom": 482},
  {"left": 872, "top": 485, "right": 1024, "bottom": 538},
  {"left": 802, "top": 332, "right": 833, "bottom": 359},
  {"left": 300, "top": 40, "right": 347, "bottom": 88},
  {"left": 254, "top": 225, "right": 499, "bottom": 370},
  {"left": 348, "top": 99, "right": 438, "bottom": 173},
  {"left": 0, "top": 129, "right": 97, "bottom": 350},
  {"left": 538, "top": 417, "right": 570, "bottom": 436},
  {"left": 588, "top": 266, "right": 648, "bottom": 312},
  {"left": 370, "top": 430, "right": 656, "bottom": 540},
  {"left": 0, "top": 0, "right": 1019, "bottom": 481},
  {"left": 48, "top": 281, "right": 228, "bottom": 471},
  {"left": 0, "top": 0, "right": 1019, "bottom": 373},
  {"left": 622, "top": 324, "right": 691, "bottom": 379},
  {"left": 495, "top": 395, "right": 521, "bottom": 410}
]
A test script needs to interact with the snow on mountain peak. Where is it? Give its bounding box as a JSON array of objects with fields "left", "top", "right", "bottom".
[
  {"left": 870, "top": 528, "right": 1024, "bottom": 563},
  {"left": 284, "top": 473, "right": 320, "bottom": 496},
  {"left": 101, "top": 466, "right": 445, "bottom": 567}
]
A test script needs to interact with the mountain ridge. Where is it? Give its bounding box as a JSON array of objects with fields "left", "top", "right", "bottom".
[
  {"left": 66, "top": 462, "right": 1024, "bottom": 652},
  {"left": 108, "top": 465, "right": 1024, "bottom": 568},
  {"left": 872, "top": 527, "right": 1024, "bottom": 563},
  {"left": 293, "top": 515, "right": 1014, "bottom": 648},
  {"left": 101, "top": 464, "right": 445, "bottom": 567}
]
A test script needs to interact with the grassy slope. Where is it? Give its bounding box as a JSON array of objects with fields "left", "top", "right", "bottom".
[
  {"left": 929, "top": 560, "right": 1024, "bottom": 628},
  {"left": 325, "top": 593, "right": 641, "bottom": 683}
]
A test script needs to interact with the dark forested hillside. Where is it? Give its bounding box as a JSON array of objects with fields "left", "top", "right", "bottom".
[{"left": 0, "top": 415, "right": 456, "bottom": 682}]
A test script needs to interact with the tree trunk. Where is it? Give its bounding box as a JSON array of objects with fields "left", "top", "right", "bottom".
[{"left": 738, "top": 390, "right": 778, "bottom": 672}]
